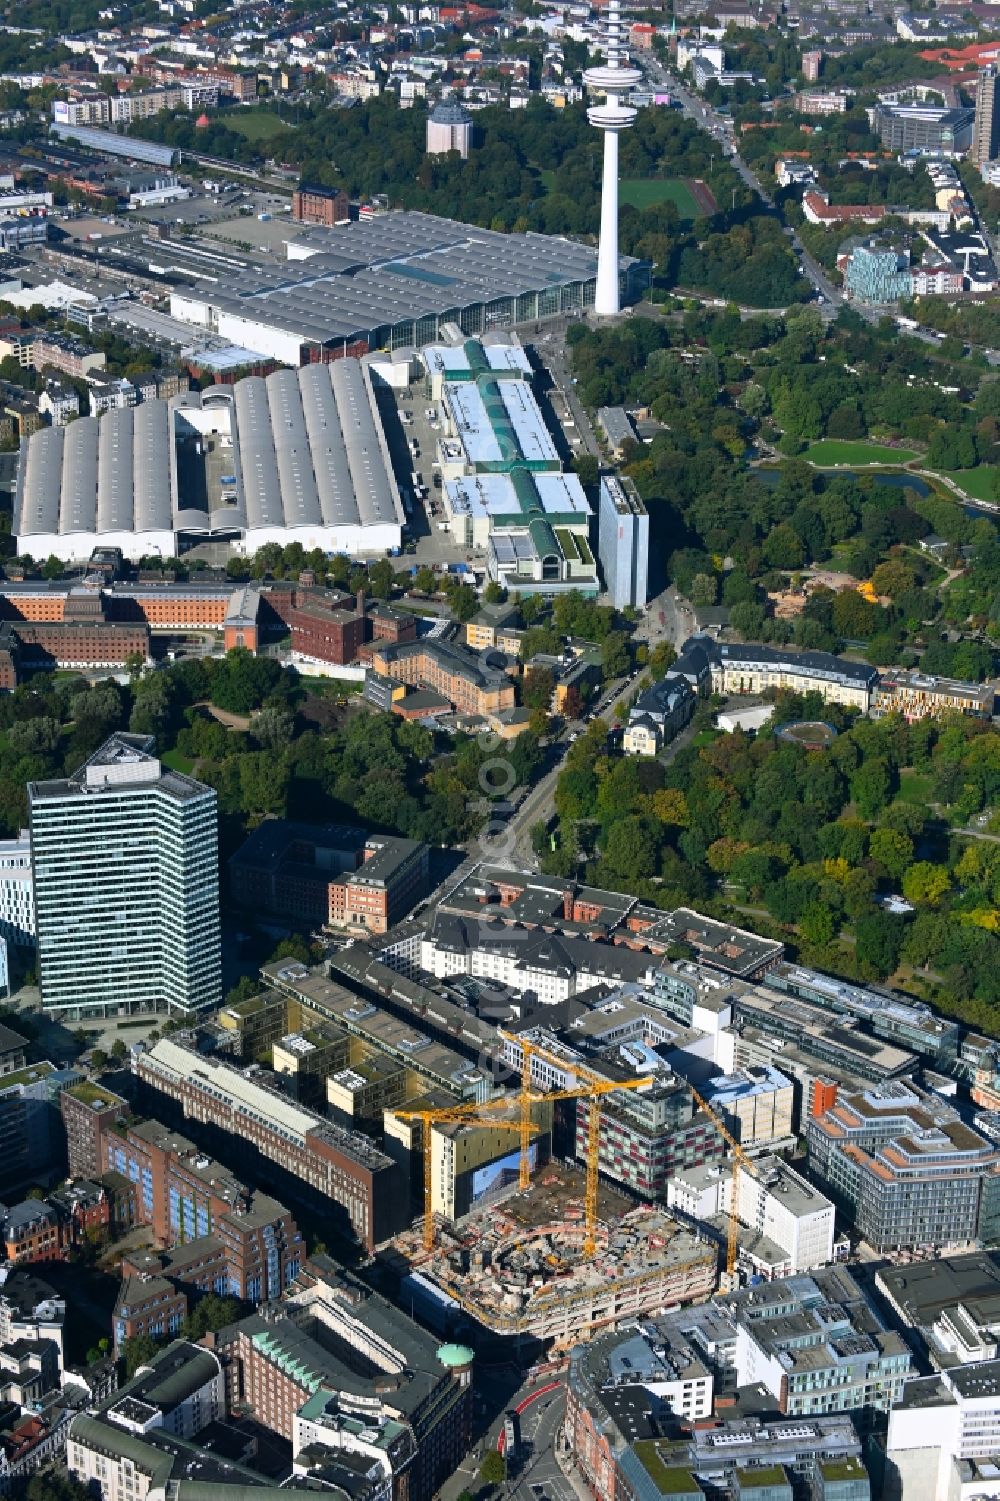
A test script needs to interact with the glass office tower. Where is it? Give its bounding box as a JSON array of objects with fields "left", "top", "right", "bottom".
[{"left": 29, "top": 733, "right": 220, "bottom": 1018}]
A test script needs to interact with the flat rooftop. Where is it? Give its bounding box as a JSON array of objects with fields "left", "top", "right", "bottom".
[{"left": 173, "top": 211, "right": 639, "bottom": 349}]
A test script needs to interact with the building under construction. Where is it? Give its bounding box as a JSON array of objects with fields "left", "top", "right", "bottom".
[{"left": 394, "top": 1163, "right": 717, "bottom": 1347}]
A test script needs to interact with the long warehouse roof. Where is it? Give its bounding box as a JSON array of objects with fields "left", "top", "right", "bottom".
[
  {"left": 15, "top": 360, "right": 400, "bottom": 544},
  {"left": 176, "top": 210, "right": 639, "bottom": 346}
]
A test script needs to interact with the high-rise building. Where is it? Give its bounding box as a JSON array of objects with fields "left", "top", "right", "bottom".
[
  {"left": 0, "top": 831, "right": 34, "bottom": 947},
  {"left": 974, "top": 67, "right": 1000, "bottom": 167},
  {"left": 585, "top": 0, "right": 641, "bottom": 315},
  {"left": 801, "top": 48, "right": 822, "bottom": 81},
  {"left": 29, "top": 734, "right": 220, "bottom": 1019},
  {"left": 598, "top": 473, "right": 648, "bottom": 608}
]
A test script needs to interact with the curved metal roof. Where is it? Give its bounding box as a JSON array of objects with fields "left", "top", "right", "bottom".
[
  {"left": 298, "top": 364, "right": 359, "bottom": 527},
  {"left": 266, "top": 368, "right": 321, "bottom": 529},
  {"left": 232, "top": 376, "right": 282, "bottom": 531},
  {"left": 60, "top": 417, "right": 99, "bottom": 537},
  {"left": 97, "top": 407, "right": 134, "bottom": 534},
  {"left": 133, "top": 401, "right": 173, "bottom": 535},
  {"left": 13, "top": 359, "right": 403, "bottom": 552},
  {"left": 18, "top": 425, "right": 63, "bottom": 538},
  {"left": 330, "top": 359, "right": 398, "bottom": 529}
]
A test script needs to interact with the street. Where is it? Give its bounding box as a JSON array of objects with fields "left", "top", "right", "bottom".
[
  {"left": 437, "top": 1378, "right": 587, "bottom": 1501},
  {"left": 641, "top": 55, "right": 853, "bottom": 319}
]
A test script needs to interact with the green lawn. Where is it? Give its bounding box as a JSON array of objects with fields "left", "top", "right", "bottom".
[
  {"left": 161, "top": 747, "right": 195, "bottom": 775},
  {"left": 804, "top": 440, "right": 920, "bottom": 467},
  {"left": 221, "top": 108, "right": 293, "bottom": 142},
  {"left": 937, "top": 465, "right": 997, "bottom": 502},
  {"left": 899, "top": 770, "right": 932, "bottom": 806},
  {"left": 620, "top": 178, "right": 704, "bottom": 216}
]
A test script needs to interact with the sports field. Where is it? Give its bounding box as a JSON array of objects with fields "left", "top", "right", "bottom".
[
  {"left": 620, "top": 177, "right": 714, "bottom": 216},
  {"left": 804, "top": 440, "right": 920, "bottom": 466},
  {"left": 221, "top": 109, "right": 292, "bottom": 141}
]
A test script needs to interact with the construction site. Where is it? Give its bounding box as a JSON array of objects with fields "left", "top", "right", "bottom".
[{"left": 392, "top": 1162, "right": 718, "bottom": 1347}]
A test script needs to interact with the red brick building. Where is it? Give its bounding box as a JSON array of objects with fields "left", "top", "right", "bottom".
[
  {"left": 282, "top": 588, "right": 368, "bottom": 665},
  {"left": 292, "top": 183, "right": 350, "bottom": 226},
  {"left": 61, "top": 1082, "right": 128, "bottom": 1179},
  {"left": 229, "top": 820, "right": 430, "bottom": 934},
  {"left": 135, "top": 1036, "right": 404, "bottom": 1253}
]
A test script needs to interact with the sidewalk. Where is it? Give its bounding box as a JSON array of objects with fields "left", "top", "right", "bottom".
[{"left": 555, "top": 1446, "right": 594, "bottom": 1501}]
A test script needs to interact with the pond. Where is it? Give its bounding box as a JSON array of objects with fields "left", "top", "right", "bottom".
[{"left": 754, "top": 467, "right": 930, "bottom": 496}]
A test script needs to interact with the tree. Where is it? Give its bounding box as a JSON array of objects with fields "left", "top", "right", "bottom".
[
  {"left": 600, "top": 631, "right": 630, "bottom": 680},
  {"left": 225, "top": 975, "right": 263, "bottom": 1007},
  {"left": 730, "top": 600, "right": 766, "bottom": 639},
  {"left": 690, "top": 572, "right": 718, "bottom": 607},
  {"left": 850, "top": 759, "right": 892, "bottom": 820},
  {"left": 871, "top": 559, "right": 915, "bottom": 600},
  {"left": 902, "top": 861, "right": 951, "bottom": 908},
  {"left": 41, "top": 555, "right": 63, "bottom": 580},
  {"left": 122, "top": 1332, "right": 161, "bottom": 1378},
  {"left": 129, "top": 674, "right": 176, "bottom": 738},
  {"left": 237, "top": 752, "right": 290, "bottom": 819},
  {"left": 26, "top": 1473, "right": 94, "bottom": 1501},
  {"left": 602, "top": 817, "right": 659, "bottom": 880},
  {"left": 414, "top": 566, "right": 437, "bottom": 594},
  {"left": 483, "top": 581, "right": 506, "bottom": 604},
  {"left": 522, "top": 667, "right": 555, "bottom": 713},
  {"left": 855, "top": 912, "right": 904, "bottom": 980},
  {"left": 868, "top": 826, "right": 914, "bottom": 880},
  {"left": 799, "top": 901, "right": 835, "bottom": 946},
  {"left": 480, "top": 1451, "right": 506, "bottom": 1487},
  {"left": 90, "top": 1047, "right": 108, "bottom": 1069},
  {"left": 110, "top": 1038, "right": 127, "bottom": 1062},
  {"left": 762, "top": 523, "right": 805, "bottom": 570},
  {"left": 183, "top": 1293, "right": 243, "bottom": 1339},
  {"left": 7, "top": 716, "right": 60, "bottom": 757},
  {"left": 250, "top": 705, "right": 295, "bottom": 751}
]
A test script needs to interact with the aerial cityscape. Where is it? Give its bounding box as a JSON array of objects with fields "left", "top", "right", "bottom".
[{"left": 1, "top": 2, "right": 1000, "bottom": 1501}]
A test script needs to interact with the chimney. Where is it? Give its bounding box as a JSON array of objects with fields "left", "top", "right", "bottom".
[{"left": 356, "top": 588, "right": 366, "bottom": 618}]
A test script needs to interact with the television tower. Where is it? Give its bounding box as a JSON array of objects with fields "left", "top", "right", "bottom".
[{"left": 585, "top": 0, "right": 641, "bottom": 317}]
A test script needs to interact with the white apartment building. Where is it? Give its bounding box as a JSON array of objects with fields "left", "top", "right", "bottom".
[
  {"left": 67, "top": 1344, "right": 224, "bottom": 1501},
  {"left": 0, "top": 832, "right": 34, "bottom": 948},
  {"left": 886, "top": 1361, "right": 1000, "bottom": 1501},
  {"left": 419, "top": 921, "right": 652, "bottom": 1005},
  {"left": 667, "top": 1155, "right": 835, "bottom": 1277}
]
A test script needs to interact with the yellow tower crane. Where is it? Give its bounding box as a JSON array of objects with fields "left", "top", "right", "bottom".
[
  {"left": 395, "top": 1098, "right": 527, "bottom": 1252},
  {"left": 689, "top": 1081, "right": 759, "bottom": 1277},
  {"left": 499, "top": 1030, "right": 654, "bottom": 1258}
]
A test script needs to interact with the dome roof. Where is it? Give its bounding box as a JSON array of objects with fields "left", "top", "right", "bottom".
[
  {"left": 437, "top": 1343, "right": 475, "bottom": 1368},
  {"left": 430, "top": 99, "right": 472, "bottom": 125}
]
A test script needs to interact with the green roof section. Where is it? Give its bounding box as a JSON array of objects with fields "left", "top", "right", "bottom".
[
  {"left": 66, "top": 1079, "right": 126, "bottom": 1108},
  {"left": 633, "top": 1443, "right": 704, "bottom": 1498},
  {"left": 479, "top": 378, "right": 520, "bottom": 466},
  {"left": 0, "top": 1062, "right": 55, "bottom": 1091},
  {"left": 820, "top": 1461, "right": 868, "bottom": 1482},
  {"left": 736, "top": 1468, "right": 790, "bottom": 1489}
]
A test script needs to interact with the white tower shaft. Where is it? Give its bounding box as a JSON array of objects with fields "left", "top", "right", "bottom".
[
  {"left": 584, "top": 0, "right": 641, "bottom": 318},
  {"left": 595, "top": 127, "right": 621, "bottom": 315}
]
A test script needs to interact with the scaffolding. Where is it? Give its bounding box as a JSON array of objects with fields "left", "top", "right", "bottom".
[
  {"left": 500, "top": 1030, "right": 653, "bottom": 1258},
  {"left": 689, "top": 1081, "right": 760, "bottom": 1276}
]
